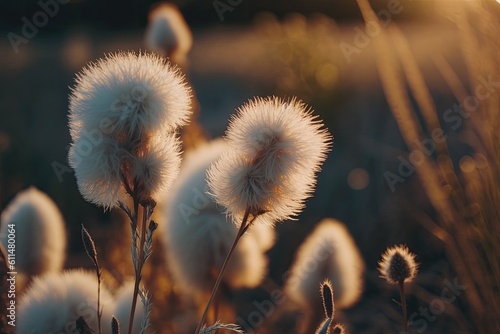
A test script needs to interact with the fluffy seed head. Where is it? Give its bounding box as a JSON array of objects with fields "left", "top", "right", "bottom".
[
  {"left": 70, "top": 134, "right": 181, "bottom": 209},
  {"left": 69, "top": 137, "right": 125, "bottom": 208},
  {"left": 69, "top": 51, "right": 191, "bottom": 136},
  {"left": 68, "top": 52, "right": 189, "bottom": 209},
  {"left": 207, "top": 96, "right": 332, "bottom": 226},
  {"left": 162, "top": 140, "right": 275, "bottom": 297},
  {"left": 126, "top": 134, "right": 182, "bottom": 204},
  {"left": 285, "top": 219, "right": 365, "bottom": 310},
  {"left": 0, "top": 187, "right": 66, "bottom": 277},
  {"left": 17, "top": 270, "right": 114, "bottom": 334},
  {"left": 378, "top": 244, "right": 418, "bottom": 285},
  {"left": 145, "top": 3, "right": 193, "bottom": 64}
]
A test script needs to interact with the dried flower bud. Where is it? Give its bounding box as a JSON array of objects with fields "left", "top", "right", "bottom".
[
  {"left": 81, "top": 224, "right": 98, "bottom": 269},
  {"left": 320, "top": 279, "right": 334, "bottom": 319},
  {"left": 331, "top": 323, "right": 346, "bottom": 334},
  {"left": 111, "top": 316, "right": 120, "bottom": 334},
  {"left": 378, "top": 245, "right": 418, "bottom": 285},
  {"left": 76, "top": 316, "right": 95, "bottom": 334}
]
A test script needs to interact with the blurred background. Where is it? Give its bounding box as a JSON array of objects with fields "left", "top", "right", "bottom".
[{"left": 0, "top": 0, "right": 498, "bottom": 333}]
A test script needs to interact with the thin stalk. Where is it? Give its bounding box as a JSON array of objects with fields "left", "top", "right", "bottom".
[
  {"left": 97, "top": 268, "right": 102, "bottom": 334},
  {"left": 81, "top": 225, "right": 102, "bottom": 334},
  {"left": 194, "top": 208, "right": 251, "bottom": 334},
  {"left": 127, "top": 204, "right": 150, "bottom": 334},
  {"left": 399, "top": 281, "right": 408, "bottom": 333}
]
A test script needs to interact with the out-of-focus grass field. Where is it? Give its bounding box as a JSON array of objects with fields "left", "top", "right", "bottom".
[{"left": 1, "top": 0, "right": 499, "bottom": 333}]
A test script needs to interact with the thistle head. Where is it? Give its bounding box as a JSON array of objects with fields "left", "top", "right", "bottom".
[{"left": 378, "top": 244, "right": 418, "bottom": 285}]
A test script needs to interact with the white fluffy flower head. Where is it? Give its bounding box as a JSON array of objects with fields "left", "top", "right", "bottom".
[
  {"left": 0, "top": 187, "right": 66, "bottom": 277},
  {"left": 17, "top": 270, "right": 114, "bottom": 334},
  {"left": 69, "top": 51, "right": 191, "bottom": 137},
  {"left": 208, "top": 97, "right": 331, "bottom": 226},
  {"left": 68, "top": 51, "right": 189, "bottom": 209},
  {"left": 163, "top": 140, "right": 275, "bottom": 297},
  {"left": 145, "top": 3, "right": 193, "bottom": 63},
  {"left": 285, "top": 219, "right": 365, "bottom": 309}
]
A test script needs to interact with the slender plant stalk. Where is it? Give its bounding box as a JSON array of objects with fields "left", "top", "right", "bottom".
[
  {"left": 127, "top": 203, "right": 153, "bottom": 334},
  {"left": 194, "top": 208, "right": 251, "bottom": 334},
  {"left": 97, "top": 268, "right": 102, "bottom": 334},
  {"left": 399, "top": 281, "right": 408, "bottom": 333},
  {"left": 128, "top": 204, "right": 141, "bottom": 334},
  {"left": 81, "top": 225, "right": 102, "bottom": 334}
]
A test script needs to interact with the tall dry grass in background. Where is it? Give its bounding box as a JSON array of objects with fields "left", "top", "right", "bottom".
[{"left": 357, "top": 0, "right": 500, "bottom": 332}]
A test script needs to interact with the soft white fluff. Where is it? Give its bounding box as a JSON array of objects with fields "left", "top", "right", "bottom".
[
  {"left": 145, "top": 3, "right": 193, "bottom": 63},
  {"left": 129, "top": 134, "right": 182, "bottom": 204},
  {"left": 69, "top": 137, "right": 126, "bottom": 208},
  {"left": 69, "top": 52, "right": 191, "bottom": 136},
  {"left": 17, "top": 270, "right": 114, "bottom": 334},
  {"left": 68, "top": 51, "right": 189, "bottom": 208},
  {"left": 285, "top": 219, "right": 365, "bottom": 309},
  {"left": 0, "top": 187, "right": 66, "bottom": 277},
  {"left": 207, "top": 97, "right": 331, "bottom": 226},
  {"left": 163, "top": 140, "right": 275, "bottom": 298},
  {"left": 112, "top": 281, "right": 145, "bottom": 334}
]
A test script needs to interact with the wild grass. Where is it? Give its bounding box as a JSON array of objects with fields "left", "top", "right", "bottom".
[{"left": 357, "top": 0, "right": 500, "bottom": 331}]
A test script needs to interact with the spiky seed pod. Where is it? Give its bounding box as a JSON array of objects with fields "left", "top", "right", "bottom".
[
  {"left": 111, "top": 317, "right": 120, "bottom": 334},
  {"left": 378, "top": 245, "right": 418, "bottom": 285},
  {"left": 321, "top": 279, "right": 334, "bottom": 319},
  {"left": 76, "top": 316, "right": 95, "bottom": 334},
  {"left": 331, "top": 323, "right": 346, "bottom": 334}
]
